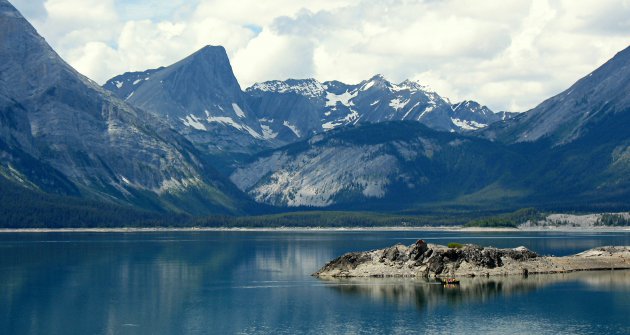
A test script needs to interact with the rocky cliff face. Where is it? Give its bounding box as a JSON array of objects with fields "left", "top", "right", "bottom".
[
  {"left": 230, "top": 122, "right": 525, "bottom": 208},
  {"left": 0, "top": 0, "right": 248, "bottom": 214},
  {"left": 104, "top": 46, "right": 270, "bottom": 154}
]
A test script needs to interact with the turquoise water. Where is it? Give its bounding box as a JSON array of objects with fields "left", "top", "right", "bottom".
[{"left": 0, "top": 231, "right": 628, "bottom": 334}]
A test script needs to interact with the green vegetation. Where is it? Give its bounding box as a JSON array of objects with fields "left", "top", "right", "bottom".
[
  {"left": 596, "top": 214, "right": 630, "bottom": 227},
  {"left": 447, "top": 242, "right": 464, "bottom": 248},
  {"left": 0, "top": 176, "right": 186, "bottom": 228},
  {"left": 0, "top": 177, "right": 465, "bottom": 228},
  {"left": 2, "top": 174, "right": 627, "bottom": 229},
  {"left": 193, "top": 211, "right": 464, "bottom": 228},
  {"left": 0, "top": 177, "right": 485, "bottom": 228},
  {"left": 464, "top": 208, "right": 545, "bottom": 228}
]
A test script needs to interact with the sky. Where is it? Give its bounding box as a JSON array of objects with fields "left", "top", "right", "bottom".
[{"left": 11, "top": 0, "right": 630, "bottom": 112}]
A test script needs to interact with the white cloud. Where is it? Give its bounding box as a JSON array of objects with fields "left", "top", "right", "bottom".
[
  {"left": 10, "top": 0, "right": 630, "bottom": 112},
  {"left": 232, "top": 30, "right": 316, "bottom": 85}
]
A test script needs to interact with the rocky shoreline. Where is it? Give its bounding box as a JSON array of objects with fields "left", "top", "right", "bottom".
[{"left": 313, "top": 240, "right": 630, "bottom": 278}]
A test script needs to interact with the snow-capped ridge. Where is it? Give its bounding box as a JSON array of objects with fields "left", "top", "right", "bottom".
[
  {"left": 245, "top": 74, "right": 518, "bottom": 137},
  {"left": 248, "top": 78, "right": 325, "bottom": 98}
]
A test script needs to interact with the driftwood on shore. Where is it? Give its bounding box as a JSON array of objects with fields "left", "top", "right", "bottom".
[{"left": 313, "top": 240, "right": 630, "bottom": 278}]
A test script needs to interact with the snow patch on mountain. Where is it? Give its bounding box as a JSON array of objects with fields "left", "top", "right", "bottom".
[
  {"left": 207, "top": 116, "right": 240, "bottom": 128},
  {"left": 246, "top": 75, "right": 517, "bottom": 138},
  {"left": 326, "top": 90, "right": 357, "bottom": 107},
  {"left": 232, "top": 103, "right": 246, "bottom": 118},
  {"left": 206, "top": 116, "right": 262, "bottom": 138},
  {"left": 182, "top": 114, "right": 207, "bottom": 131},
  {"left": 249, "top": 79, "right": 325, "bottom": 98},
  {"left": 344, "top": 110, "right": 360, "bottom": 123},
  {"left": 283, "top": 121, "right": 301, "bottom": 137},
  {"left": 389, "top": 98, "right": 410, "bottom": 110},
  {"left": 362, "top": 81, "right": 375, "bottom": 91},
  {"left": 261, "top": 124, "right": 277, "bottom": 139},
  {"left": 322, "top": 121, "right": 340, "bottom": 130},
  {"left": 451, "top": 118, "right": 486, "bottom": 130}
]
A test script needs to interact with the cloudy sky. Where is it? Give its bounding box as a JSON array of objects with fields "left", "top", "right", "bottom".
[{"left": 11, "top": 0, "right": 630, "bottom": 112}]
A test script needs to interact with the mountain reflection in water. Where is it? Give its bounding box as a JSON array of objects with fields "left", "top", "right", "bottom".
[
  {"left": 321, "top": 270, "right": 630, "bottom": 311},
  {"left": 1, "top": 231, "right": 628, "bottom": 335}
]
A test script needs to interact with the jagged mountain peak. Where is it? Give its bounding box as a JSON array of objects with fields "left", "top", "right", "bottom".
[
  {"left": 248, "top": 78, "right": 325, "bottom": 98},
  {"left": 368, "top": 74, "right": 388, "bottom": 82},
  {"left": 104, "top": 45, "right": 266, "bottom": 154},
  {"left": 194, "top": 44, "right": 228, "bottom": 57},
  {"left": 394, "top": 79, "right": 435, "bottom": 94},
  {"left": 164, "top": 45, "right": 241, "bottom": 90},
  {"left": 246, "top": 74, "right": 510, "bottom": 138},
  {"left": 357, "top": 76, "right": 435, "bottom": 94},
  {"left": 359, "top": 74, "right": 392, "bottom": 91},
  {"left": 398, "top": 79, "right": 424, "bottom": 90},
  {"left": 452, "top": 100, "right": 491, "bottom": 115}
]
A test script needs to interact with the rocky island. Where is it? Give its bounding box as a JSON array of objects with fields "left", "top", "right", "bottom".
[{"left": 314, "top": 240, "right": 630, "bottom": 278}]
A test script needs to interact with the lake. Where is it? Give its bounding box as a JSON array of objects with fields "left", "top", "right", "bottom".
[{"left": 0, "top": 230, "right": 628, "bottom": 334}]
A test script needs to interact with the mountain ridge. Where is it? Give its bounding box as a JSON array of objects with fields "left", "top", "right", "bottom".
[
  {"left": 483, "top": 45, "right": 630, "bottom": 146},
  {"left": 2, "top": 0, "right": 629, "bottom": 224},
  {"left": 247, "top": 75, "right": 517, "bottom": 144},
  {"left": 104, "top": 45, "right": 272, "bottom": 155},
  {"left": 105, "top": 48, "right": 517, "bottom": 153},
  {"left": 0, "top": 0, "right": 252, "bottom": 215}
]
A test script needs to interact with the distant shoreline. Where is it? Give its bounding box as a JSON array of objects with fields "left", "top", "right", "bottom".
[{"left": 0, "top": 226, "right": 628, "bottom": 233}]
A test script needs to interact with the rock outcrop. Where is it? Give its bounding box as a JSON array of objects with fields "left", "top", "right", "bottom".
[{"left": 314, "top": 240, "right": 630, "bottom": 278}]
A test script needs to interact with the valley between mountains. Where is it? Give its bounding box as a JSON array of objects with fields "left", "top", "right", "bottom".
[{"left": 0, "top": 0, "right": 628, "bottom": 227}]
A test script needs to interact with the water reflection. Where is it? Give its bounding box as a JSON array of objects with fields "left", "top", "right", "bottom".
[
  {"left": 0, "top": 231, "right": 628, "bottom": 335},
  {"left": 253, "top": 243, "right": 334, "bottom": 279},
  {"left": 321, "top": 270, "right": 630, "bottom": 311}
]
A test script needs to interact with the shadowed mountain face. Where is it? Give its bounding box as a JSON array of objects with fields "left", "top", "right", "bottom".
[
  {"left": 104, "top": 46, "right": 271, "bottom": 155},
  {"left": 485, "top": 46, "right": 630, "bottom": 146},
  {"left": 0, "top": 0, "right": 251, "bottom": 215},
  {"left": 480, "top": 46, "right": 630, "bottom": 207}
]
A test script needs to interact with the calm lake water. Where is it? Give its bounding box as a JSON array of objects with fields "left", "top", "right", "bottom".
[{"left": 1, "top": 230, "right": 629, "bottom": 334}]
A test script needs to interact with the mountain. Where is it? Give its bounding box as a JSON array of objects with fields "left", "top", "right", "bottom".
[
  {"left": 246, "top": 75, "right": 517, "bottom": 143},
  {"left": 451, "top": 100, "right": 518, "bottom": 130},
  {"left": 484, "top": 46, "right": 630, "bottom": 146},
  {"left": 104, "top": 46, "right": 271, "bottom": 154},
  {"left": 478, "top": 46, "right": 630, "bottom": 208},
  {"left": 230, "top": 122, "right": 527, "bottom": 209},
  {"left": 0, "top": 0, "right": 250, "bottom": 215},
  {"left": 105, "top": 50, "right": 516, "bottom": 154},
  {"left": 232, "top": 47, "right": 630, "bottom": 211}
]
